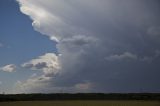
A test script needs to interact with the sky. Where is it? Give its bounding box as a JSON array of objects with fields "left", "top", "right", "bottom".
[{"left": 0, "top": 0, "right": 160, "bottom": 94}]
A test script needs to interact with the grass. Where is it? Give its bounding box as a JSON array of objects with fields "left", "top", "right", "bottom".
[{"left": 0, "top": 100, "right": 160, "bottom": 106}]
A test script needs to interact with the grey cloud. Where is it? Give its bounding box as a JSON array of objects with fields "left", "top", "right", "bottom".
[
  {"left": 106, "top": 52, "right": 138, "bottom": 61},
  {"left": 16, "top": 0, "right": 160, "bottom": 93},
  {"left": 140, "top": 50, "right": 160, "bottom": 62},
  {"left": 34, "top": 62, "right": 48, "bottom": 69},
  {"left": 147, "top": 26, "right": 160, "bottom": 42},
  {"left": 148, "top": 27, "right": 160, "bottom": 36},
  {"left": 23, "top": 62, "right": 47, "bottom": 69}
]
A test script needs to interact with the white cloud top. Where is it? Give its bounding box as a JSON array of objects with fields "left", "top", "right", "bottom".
[{"left": 22, "top": 53, "right": 60, "bottom": 76}]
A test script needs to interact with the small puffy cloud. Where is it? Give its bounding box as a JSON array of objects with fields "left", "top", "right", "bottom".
[
  {"left": 106, "top": 52, "right": 138, "bottom": 61},
  {"left": 0, "top": 64, "right": 16, "bottom": 72},
  {"left": 22, "top": 53, "right": 60, "bottom": 76}
]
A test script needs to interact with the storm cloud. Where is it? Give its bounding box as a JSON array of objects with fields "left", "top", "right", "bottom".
[{"left": 16, "top": 0, "right": 160, "bottom": 93}]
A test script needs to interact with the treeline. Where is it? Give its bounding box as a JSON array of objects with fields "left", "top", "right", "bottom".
[{"left": 0, "top": 93, "right": 160, "bottom": 101}]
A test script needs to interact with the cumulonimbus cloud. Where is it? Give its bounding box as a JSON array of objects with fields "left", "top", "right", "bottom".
[{"left": 16, "top": 0, "right": 160, "bottom": 93}]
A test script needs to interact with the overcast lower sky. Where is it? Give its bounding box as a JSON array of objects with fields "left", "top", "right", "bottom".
[{"left": 0, "top": 0, "right": 160, "bottom": 94}]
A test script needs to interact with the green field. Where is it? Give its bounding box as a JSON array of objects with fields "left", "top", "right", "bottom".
[{"left": 0, "top": 101, "right": 160, "bottom": 106}]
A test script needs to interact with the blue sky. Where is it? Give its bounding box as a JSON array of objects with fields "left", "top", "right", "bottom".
[
  {"left": 0, "top": 0, "right": 160, "bottom": 94},
  {"left": 0, "top": 0, "right": 57, "bottom": 93},
  {"left": 0, "top": 0, "right": 57, "bottom": 64}
]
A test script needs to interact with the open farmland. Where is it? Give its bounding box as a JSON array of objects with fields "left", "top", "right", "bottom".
[{"left": 0, "top": 101, "right": 160, "bottom": 106}]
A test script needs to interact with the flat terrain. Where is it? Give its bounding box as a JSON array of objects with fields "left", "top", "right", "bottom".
[{"left": 0, "top": 100, "right": 160, "bottom": 106}]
